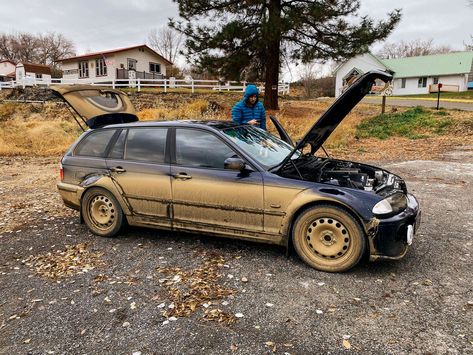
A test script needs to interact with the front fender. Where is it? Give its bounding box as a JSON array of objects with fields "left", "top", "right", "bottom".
[{"left": 280, "top": 186, "right": 379, "bottom": 239}]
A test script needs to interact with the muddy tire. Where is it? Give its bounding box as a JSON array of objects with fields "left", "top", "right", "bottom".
[
  {"left": 81, "top": 187, "right": 124, "bottom": 237},
  {"left": 292, "top": 205, "right": 365, "bottom": 272}
]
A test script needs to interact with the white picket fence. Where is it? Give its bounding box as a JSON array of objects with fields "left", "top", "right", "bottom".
[{"left": 0, "top": 77, "right": 290, "bottom": 95}]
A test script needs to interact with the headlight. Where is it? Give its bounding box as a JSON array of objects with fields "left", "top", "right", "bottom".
[{"left": 372, "top": 193, "right": 407, "bottom": 217}]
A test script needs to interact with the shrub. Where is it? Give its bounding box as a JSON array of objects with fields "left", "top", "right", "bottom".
[{"left": 355, "top": 106, "right": 452, "bottom": 140}]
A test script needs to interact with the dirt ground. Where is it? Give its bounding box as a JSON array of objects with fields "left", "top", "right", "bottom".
[{"left": 1, "top": 145, "right": 473, "bottom": 354}]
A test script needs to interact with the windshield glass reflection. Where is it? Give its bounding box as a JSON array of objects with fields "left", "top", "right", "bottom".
[{"left": 221, "top": 125, "right": 297, "bottom": 168}]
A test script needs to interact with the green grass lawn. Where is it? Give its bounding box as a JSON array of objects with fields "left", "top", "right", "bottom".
[
  {"left": 355, "top": 106, "right": 453, "bottom": 140},
  {"left": 394, "top": 90, "right": 473, "bottom": 100}
]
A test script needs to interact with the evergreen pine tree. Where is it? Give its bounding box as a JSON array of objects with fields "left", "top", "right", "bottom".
[{"left": 170, "top": 0, "right": 401, "bottom": 109}]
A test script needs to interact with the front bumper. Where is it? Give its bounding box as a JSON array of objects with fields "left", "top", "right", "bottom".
[
  {"left": 369, "top": 193, "right": 421, "bottom": 261},
  {"left": 57, "top": 182, "right": 84, "bottom": 211}
]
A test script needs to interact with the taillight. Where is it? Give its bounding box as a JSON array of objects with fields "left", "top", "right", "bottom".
[{"left": 59, "top": 163, "right": 64, "bottom": 181}]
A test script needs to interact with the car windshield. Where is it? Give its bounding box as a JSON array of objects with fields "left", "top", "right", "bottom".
[{"left": 221, "top": 125, "right": 297, "bottom": 169}]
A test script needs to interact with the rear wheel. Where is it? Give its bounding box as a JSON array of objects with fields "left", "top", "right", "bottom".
[
  {"left": 81, "top": 187, "right": 124, "bottom": 237},
  {"left": 292, "top": 205, "right": 365, "bottom": 272}
]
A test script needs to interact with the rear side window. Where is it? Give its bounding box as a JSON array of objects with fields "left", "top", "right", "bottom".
[
  {"left": 75, "top": 129, "right": 116, "bottom": 157},
  {"left": 109, "top": 129, "right": 127, "bottom": 159},
  {"left": 125, "top": 128, "right": 167, "bottom": 163}
]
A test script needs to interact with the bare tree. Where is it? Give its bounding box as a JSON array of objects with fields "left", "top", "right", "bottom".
[
  {"left": 0, "top": 31, "right": 75, "bottom": 67},
  {"left": 465, "top": 35, "right": 473, "bottom": 51},
  {"left": 298, "top": 62, "right": 320, "bottom": 98},
  {"left": 37, "top": 33, "right": 76, "bottom": 67},
  {"left": 147, "top": 26, "right": 183, "bottom": 64},
  {"left": 377, "top": 39, "right": 452, "bottom": 59}
]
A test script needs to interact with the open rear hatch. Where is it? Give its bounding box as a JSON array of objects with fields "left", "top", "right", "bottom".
[{"left": 50, "top": 85, "right": 138, "bottom": 129}]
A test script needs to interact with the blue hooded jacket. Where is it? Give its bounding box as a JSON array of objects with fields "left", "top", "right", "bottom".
[{"left": 231, "top": 84, "right": 266, "bottom": 130}]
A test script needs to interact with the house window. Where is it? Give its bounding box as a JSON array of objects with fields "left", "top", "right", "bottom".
[
  {"left": 401, "top": 78, "right": 406, "bottom": 89},
  {"left": 36, "top": 73, "right": 42, "bottom": 79},
  {"left": 433, "top": 77, "right": 439, "bottom": 85},
  {"left": 418, "top": 77, "right": 427, "bottom": 88},
  {"left": 96, "top": 58, "right": 107, "bottom": 76},
  {"left": 127, "top": 58, "right": 137, "bottom": 71},
  {"left": 149, "top": 62, "right": 161, "bottom": 73},
  {"left": 79, "top": 61, "right": 89, "bottom": 78}
]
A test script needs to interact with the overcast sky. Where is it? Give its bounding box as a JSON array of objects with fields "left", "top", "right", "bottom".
[{"left": 0, "top": 0, "right": 472, "bottom": 79}]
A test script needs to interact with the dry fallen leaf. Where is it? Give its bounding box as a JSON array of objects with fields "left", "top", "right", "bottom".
[
  {"left": 230, "top": 343, "right": 238, "bottom": 352},
  {"left": 24, "top": 243, "right": 104, "bottom": 279},
  {"left": 343, "top": 339, "right": 351, "bottom": 350},
  {"left": 156, "top": 252, "right": 234, "bottom": 322}
]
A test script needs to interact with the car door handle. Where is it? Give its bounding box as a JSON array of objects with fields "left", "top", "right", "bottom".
[
  {"left": 172, "top": 173, "right": 192, "bottom": 180},
  {"left": 110, "top": 166, "right": 126, "bottom": 173}
]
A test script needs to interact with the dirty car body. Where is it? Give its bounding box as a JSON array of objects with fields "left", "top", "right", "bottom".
[{"left": 55, "top": 71, "right": 421, "bottom": 272}]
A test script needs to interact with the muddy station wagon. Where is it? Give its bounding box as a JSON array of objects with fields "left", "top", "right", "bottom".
[{"left": 54, "top": 71, "right": 421, "bottom": 272}]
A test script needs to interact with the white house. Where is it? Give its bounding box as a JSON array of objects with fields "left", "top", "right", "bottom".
[
  {"left": 55, "top": 44, "right": 173, "bottom": 82},
  {"left": 334, "top": 51, "right": 473, "bottom": 97},
  {"left": 15, "top": 63, "right": 52, "bottom": 82},
  {"left": 0, "top": 60, "right": 16, "bottom": 81}
]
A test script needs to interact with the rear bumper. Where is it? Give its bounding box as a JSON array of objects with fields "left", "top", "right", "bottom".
[
  {"left": 57, "top": 182, "right": 84, "bottom": 211},
  {"left": 369, "top": 193, "right": 421, "bottom": 261}
]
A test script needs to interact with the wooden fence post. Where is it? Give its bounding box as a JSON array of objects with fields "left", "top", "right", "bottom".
[
  {"left": 381, "top": 95, "right": 386, "bottom": 114},
  {"left": 191, "top": 79, "right": 195, "bottom": 93},
  {"left": 164, "top": 79, "right": 167, "bottom": 93},
  {"left": 138, "top": 78, "right": 141, "bottom": 92}
]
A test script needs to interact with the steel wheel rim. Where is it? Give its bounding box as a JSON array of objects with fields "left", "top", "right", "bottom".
[
  {"left": 89, "top": 195, "right": 116, "bottom": 230},
  {"left": 304, "top": 217, "right": 351, "bottom": 260}
]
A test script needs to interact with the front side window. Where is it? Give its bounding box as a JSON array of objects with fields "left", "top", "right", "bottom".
[
  {"left": 79, "top": 61, "right": 89, "bottom": 78},
  {"left": 95, "top": 58, "right": 107, "bottom": 76},
  {"left": 222, "top": 126, "right": 295, "bottom": 169},
  {"left": 433, "top": 77, "right": 439, "bottom": 85},
  {"left": 125, "top": 128, "right": 167, "bottom": 163},
  {"left": 176, "top": 129, "right": 236, "bottom": 169},
  {"left": 149, "top": 62, "right": 161, "bottom": 73},
  {"left": 75, "top": 129, "right": 116, "bottom": 157},
  {"left": 418, "top": 77, "right": 427, "bottom": 88}
]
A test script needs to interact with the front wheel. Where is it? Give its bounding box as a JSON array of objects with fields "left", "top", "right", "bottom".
[
  {"left": 81, "top": 187, "right": 124, "bottom": 237},
  {"left": 292, "top": 205, "right": 366, "bottom": 272}
]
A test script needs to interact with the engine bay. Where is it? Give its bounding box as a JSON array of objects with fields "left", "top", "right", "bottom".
[{"left": 278, "top": 155, "right": 407, "bottom": 197}]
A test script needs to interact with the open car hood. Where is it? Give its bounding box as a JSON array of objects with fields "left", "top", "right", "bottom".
[
  {"left": 274, "top": 70, "right": 392, "bottom": 170},
  {"left": 50, "top": 85, "right": 138, "bottom": 129}
]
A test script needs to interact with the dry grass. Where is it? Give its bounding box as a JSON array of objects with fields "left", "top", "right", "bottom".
[
  {"left": 269, "top": 99, "right": 381, "bottom": 148},
  {"left": 0, "top": 92, "right": 471, "bottom": 160},
  {"left": 0, "top": 102, "right": 81, "bottom": 156},
  {"left": 137, "top": 99, "right": 217, "bottom": 121}
]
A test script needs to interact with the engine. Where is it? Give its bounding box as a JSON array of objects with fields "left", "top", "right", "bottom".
[{"left": 278, "top": 156, "right": 407, "bottom": 196}]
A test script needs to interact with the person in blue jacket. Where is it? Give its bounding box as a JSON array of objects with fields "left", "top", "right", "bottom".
[{"left": 231, "top": 84, "right": 266, "bottom": 130}]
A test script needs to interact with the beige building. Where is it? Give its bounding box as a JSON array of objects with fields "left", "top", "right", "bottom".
[
  {"left": 15, "top": 63, "right": 52, "bottom": 82},
  {"left": 56, "top": 44, "right": 173, "bottom": 82},
  {"left": 0, "top": 60, "right": 16, "bottom": 81}
]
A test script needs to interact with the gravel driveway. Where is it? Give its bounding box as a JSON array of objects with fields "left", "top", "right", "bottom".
[{"left": 1, "top": 148, "right": 472, "bottom": 354}]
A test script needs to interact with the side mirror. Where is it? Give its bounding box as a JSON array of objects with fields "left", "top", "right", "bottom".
[{"left": 224, "top": 157, "right": 246, "bottom": 171}]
